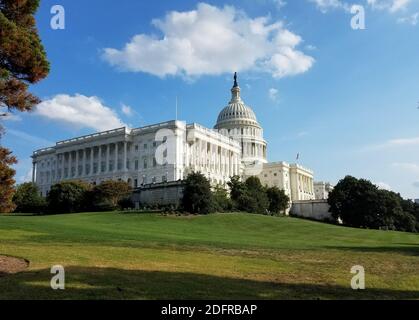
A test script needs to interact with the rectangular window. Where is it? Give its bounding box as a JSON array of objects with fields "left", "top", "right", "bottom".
[
  {"left": 135, "top": 160, "right": 139, "bottom": 170},
  {"left": 144, "top": 159, "right": 148, "bottom": 169}
]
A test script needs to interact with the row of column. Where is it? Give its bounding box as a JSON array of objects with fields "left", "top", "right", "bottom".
[
  {"left": 299, "top": 174, "right": 314, "bottom": 194},
  {"left": 57, "top": 141, "right": 128, "bottom": 180},
  {"left": 190, "top": 139, "right": 240, "bottom": 177},
  {"left": 242, "top": 141, "right": 266, "bottom": 159}
]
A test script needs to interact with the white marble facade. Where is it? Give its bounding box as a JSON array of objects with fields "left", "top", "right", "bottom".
[
  {"left": 32, "top": 74, "right": 316, "bottom": 201},
  {"left": 32, "top": 121, "right": 241, "bottom": 196}
]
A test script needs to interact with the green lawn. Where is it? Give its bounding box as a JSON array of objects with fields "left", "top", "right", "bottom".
[{"left": 0, "top": 212, "right": 418, "bottom": 299}]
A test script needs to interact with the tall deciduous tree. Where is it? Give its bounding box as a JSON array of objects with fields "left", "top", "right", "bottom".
[
  {"left": 91, "top": 180, "right": 132, "bottom": 211},
  {"left": 0, "top": 0, "right": 50, "bottom": 212},
  {"left": 0, "top": 146, "right": 16, "bottom": 212},
  {"left": 47, "top": 181, "right": 91, "bottom": 214},
  {"left": 13, "top": 182, "right": 46, "bottom": 213}
]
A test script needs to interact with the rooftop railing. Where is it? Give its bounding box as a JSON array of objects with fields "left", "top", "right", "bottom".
[
  {"left": 56, "top": 127, "right": 127, "bottom": 146},
  {"left": 187, "top": 123, "right": 241, "bottom": 147}
]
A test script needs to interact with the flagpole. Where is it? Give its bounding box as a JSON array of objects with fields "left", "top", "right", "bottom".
[{"left": 175, "top": 96, "right": 178, "bottom": 121}]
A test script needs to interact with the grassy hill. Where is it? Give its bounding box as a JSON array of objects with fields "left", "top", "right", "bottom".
[{"left": 0, "top": 212, "right": 418, "bottom": 299}]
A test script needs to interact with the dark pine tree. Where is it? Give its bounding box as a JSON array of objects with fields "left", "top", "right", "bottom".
[{"left": 0, "top": 0, "right": 50, "bottom": 212}]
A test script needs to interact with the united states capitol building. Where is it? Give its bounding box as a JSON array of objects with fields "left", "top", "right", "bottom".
[{"left": 32, "top": 74, "right": 318, "bottom": 204}]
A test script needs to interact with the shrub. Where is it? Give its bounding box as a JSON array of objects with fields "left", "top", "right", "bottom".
[
  {"left": 212, "top": 185, "right": 233, "bottom": 212},
  {"left": 90, "top": 180, "right": 132, "bottom": 211},
  {"left": 266, "top": 186, "right": 290, "bottom": 215},
  {"left": 13, "top": 182, "right": 46, "bottom": 214},
  {"left": 47, "top": 181, "right": 91, "bottom": 213}
]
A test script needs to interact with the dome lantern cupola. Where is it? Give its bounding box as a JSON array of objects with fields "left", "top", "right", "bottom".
[
  {"left": 215, "top": 73, "right": 260, "bottom": 129},
  {"left": 231, "top": 72, "right": 242, "bottom": 103},
  {"left": 214, "top": 73, "right": 267, "bottom": 165}
]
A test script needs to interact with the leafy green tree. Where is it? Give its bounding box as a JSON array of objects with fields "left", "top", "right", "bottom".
[
  {"left": 227, "top": 175, "right": 246, "bottom": 204},
  {"left": 227, "top": 176, "right": 269, "bottom": 214},
  {"left": 0, "top": 0, "right": 50, "bottom": 213},
  {"left": 47, "top": 181, "right": 91, "bottom": 213},
  {"left": 90, "top": 180, "right": 132, "bottom": 211},
  {"left": 266, "top": 186, "right": 290, "bottom": 215},
  {"left": 212, "top": 184, "right": 233, "bottom": 212},
  {"left": 182, "top": 172, "right": 213, "bottom": 214},
  {"left": 328, "top": 176, "right": 379, "bottom": 228},
  {"left": 13, "top": 182, "right": 46, "bottom": 213},
  {"left": 243, "top": 177, "right": 269, "bottom": 214},
  {"left": 329, "top": 176, "right": 418, "bottom": 232}
]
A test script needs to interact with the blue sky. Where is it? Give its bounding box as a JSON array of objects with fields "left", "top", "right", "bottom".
[{"left": 2, "top": 0, "right": 419, "bottom": 198}]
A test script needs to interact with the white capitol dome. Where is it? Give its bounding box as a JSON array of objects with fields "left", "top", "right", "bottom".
[
  {"left": 215, "top": 74, "right": 261, "bottom": 129},
  {"left": 215, "top": 73, "right": 267, "bottom": 166}
]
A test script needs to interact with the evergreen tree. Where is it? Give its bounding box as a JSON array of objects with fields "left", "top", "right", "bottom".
[
  {"left": 182, "top": 172, "right": 213, "bottom": 214},
  {"left": 0, "top": 0, "right": 50, "bottom": 213},
  {"left": 266, "top": 186, "right": 290, "bottom": 215},
  {"left": 212, "top": 184, "right": 233, "bottom": 212}
]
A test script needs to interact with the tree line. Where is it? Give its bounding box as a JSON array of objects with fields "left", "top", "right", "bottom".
[
  {"left": 8, "top": 173, "right": 419, "bottom": 233},
  {"left": 11, "top": 172, "right": 291, "bottom": 216},
  {"left": 182, "top": 172, "right": 290, "bottom": 215},
  {"left": 13, "top": 180, "right": 133, "bottom": 214},
  {"left": 328, "top": 176, "right": 419, "bottom": 233}
]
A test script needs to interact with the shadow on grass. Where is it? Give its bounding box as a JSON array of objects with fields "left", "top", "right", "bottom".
[
  {"left": 324, "top": 245, "right": 419, "bottom": 257},
  {"left": 0, "top": 266, "right": 417, "bottom": 300}
]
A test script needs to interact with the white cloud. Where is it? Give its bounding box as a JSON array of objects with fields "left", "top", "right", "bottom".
[
  {"left": 386, "top": 136, "right": 419, "bottom": 147},
  {"left": 6, "top": 129, "right": 53, "bottom": 146},
  {"left": 392, "top": 162, "right": 419, "bottom": 174},
  {"left": 269, "top": 88, "right": 279, "bottom": 101},
  {"left": 398, "top": 11, "right": 419, "bottom": 24},
  {"left": 305, "top": 44, "right": 317, "bottom": 50},
  {"left": 102, "top": 3, "right": 314, "bottom": 79},
  {"left": 367, "top": 0, "right": 412, "bottom": 12},
  {"left": 35, "top": 94, "right": 127, "bottom": 132},
  {"left": 274, "top": 0, "right": 287, "bottom": 9},
  {"left": 18, "top": 168, "right": 33, "bottom": 184},
  {"left": 121, "top": 103, "right": 133, "bottom": 116},
  {"left": 1, "top": 113, "right": 21, "bottom": 122},
  {"left": 366, "top": 136, "right": 419, "bottom": 151},
  {"left": 375, "top": 181, "right": 392, "bottom": 190},
  {"left": 308, "top": 0, "right": 350, "bottom": 12},
  {"left": 310, "top": 0, "right": 413, "bottom": 14}
]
